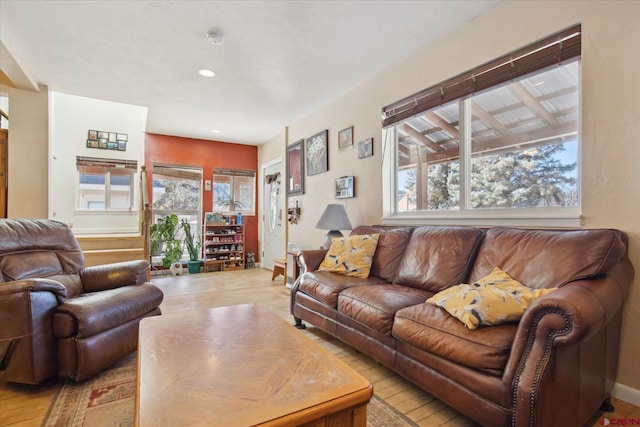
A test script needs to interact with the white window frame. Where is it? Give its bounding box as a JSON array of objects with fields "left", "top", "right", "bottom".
[
  {"left": 212, "top": 169, "right": 256, "bottom": 216},
  {"left": 382, "top": 26, "right": 582, "bottom": 229},
  {"left": 76, "top": 160, "right": 137, "bottom": 213}
]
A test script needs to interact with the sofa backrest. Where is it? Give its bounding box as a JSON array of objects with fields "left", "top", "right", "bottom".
[
  {"left": 468, "top": 227, "right": 629, "bottom": 289},
  {"left": 350, "top": 225, "right": 414, "bottom": 282},
  {"left": 0, "top": 219, "right": 85, "bottom": 296},
  {"left": 393, "top": 226, "right": 484, "bottom": 292}
]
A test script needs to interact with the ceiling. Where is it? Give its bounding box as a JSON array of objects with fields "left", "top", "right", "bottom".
[{"left": 0, "top": 1, "right": 499, "bottom": 145}]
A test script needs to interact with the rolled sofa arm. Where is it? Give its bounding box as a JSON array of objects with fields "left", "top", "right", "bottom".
[
  {"left": 80, "top": 260, "right": 150, "bottom": 293},
  {"left": 505, "top": 261, "right": 633, "bottom": 427},
  {"left": 298, "top": 249, "right": 328, "bottom": 274}
]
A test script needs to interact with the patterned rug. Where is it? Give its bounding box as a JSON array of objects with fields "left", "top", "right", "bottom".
[{"left": 42, "top": 352, "right": 417, "bottom": 427}]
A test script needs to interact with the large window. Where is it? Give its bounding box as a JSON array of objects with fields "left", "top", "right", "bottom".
[
  {"left": 77, "top": 157, "right": 137, "bottom": 211},
  {"left": 212, "top": 168, "right": 256, "bottom": 215},
  {"left": 152, "top": 164, "right": 203, "bottom": 244},
  {"left": 383, "top": 25, "right": 581, "bottom": 226}
]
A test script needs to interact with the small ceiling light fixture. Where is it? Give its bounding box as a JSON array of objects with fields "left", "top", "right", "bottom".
[
  {"left": 207, "top": 31, "right": 224, "bottom": 46},
  {"left": 198, "top": 69, "right": 215, "bottom": 77},
  {"left": 211, "top": 129, "right": 221, "bottom": 134}
]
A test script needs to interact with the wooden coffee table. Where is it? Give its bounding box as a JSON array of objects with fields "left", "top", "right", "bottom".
[{"left": 135, "top": 304, "right": 372, "bottom": 426}]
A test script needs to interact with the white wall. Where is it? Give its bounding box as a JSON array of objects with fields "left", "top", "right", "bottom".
[
  {"left": 0, "top": 83, "right": 49, "bottom": 219},
  {"left": 259, "top": 0, "right": 640, "bottom": 401},
  {"left": 49, "top": 92, "right": 147, "bottom": 234}
]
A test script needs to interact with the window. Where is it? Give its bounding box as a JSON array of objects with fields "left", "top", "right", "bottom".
[
  {"left": 77, "top": 157, "right": 137, "bottom": 211},
  {"left": 212, "top": 168, "right": 256, "bottom": 215},
  {"left": 383, "top": 25, "right": 581, "bottom": 226},
  {"left": 152, "top": 164, "right": 203, "bottom": 245}
]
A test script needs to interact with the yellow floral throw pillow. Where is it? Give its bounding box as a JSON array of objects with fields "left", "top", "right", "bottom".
[
  {"left": 318, "top": 234, "right": 380, "bottom": 278},
  {"left": 426, "top": 267, "right": 557, "bottom": 330}
]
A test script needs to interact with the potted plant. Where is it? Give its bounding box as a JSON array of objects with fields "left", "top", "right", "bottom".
[
  {"left": 181, "top": 219, "right": 202, "bottom": 274},
  {"left": 150, "top": 214, "right": 182, "bottom": 269},
  {"left": 218, "top": 192, "right": 245, "bottom": 211}
]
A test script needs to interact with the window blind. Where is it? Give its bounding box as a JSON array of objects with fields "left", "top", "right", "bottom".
[
  {"left": 382, "top": 24, "right": 581, "bottom": 128},
  {"left": 153, "top": 164, "right": 202, "bottom": 181},
  {"left": 213, "top": 168, "right": 256, "bottom": 178},
  {"left": 76, "top": 156, "right": 138, "bottom": 170}
]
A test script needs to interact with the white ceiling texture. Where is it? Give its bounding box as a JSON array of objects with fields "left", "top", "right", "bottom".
[{"left": 0, "top": 1, "right": 499, "bottom": 145}]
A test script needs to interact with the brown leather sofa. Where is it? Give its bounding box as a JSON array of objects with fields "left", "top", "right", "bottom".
[
  {"left": 0, "top": 219, "right": 163, "bottom": 384},
  {"left": 291, "top": 225, "right": 634, "bottom": 427}
]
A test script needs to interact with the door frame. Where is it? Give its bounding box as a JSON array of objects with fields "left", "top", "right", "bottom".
[{"left": 261, "top": 157, "right": 284, "bottom": 270}]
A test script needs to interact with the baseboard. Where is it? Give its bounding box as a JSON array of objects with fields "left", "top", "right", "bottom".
[{"left": 612, "top": 382, "right": 640, "bottom": 406}]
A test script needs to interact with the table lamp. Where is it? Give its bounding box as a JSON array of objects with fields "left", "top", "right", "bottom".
[{"left": 315, "top": 204, "right": 352, "bottom": 249}]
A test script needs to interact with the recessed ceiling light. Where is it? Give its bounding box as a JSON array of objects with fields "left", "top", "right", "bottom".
[
  {"left": 211, "top": 129, "right": 221, "bottom": 134},
  {"left": 198, "top": 69, "right": 215, "bottom": 77}
]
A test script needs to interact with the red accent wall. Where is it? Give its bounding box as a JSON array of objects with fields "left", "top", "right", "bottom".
[{"left": 145, "top": 133, "right": 260, "bottom": 261}]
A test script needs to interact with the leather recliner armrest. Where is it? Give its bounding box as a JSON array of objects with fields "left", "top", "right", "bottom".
[
  {"left": 0, "top": 278, "right": 67, "bottom": 341},
  {"left": 0, "top": 278, "right": 67, "bottom": 300},
  {"left": 80, "top": 260, "right": 150, "bottom": 293}
]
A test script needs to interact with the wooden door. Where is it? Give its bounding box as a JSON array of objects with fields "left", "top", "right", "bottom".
[{"left": 0, "top": 129, "right": 7, "bottom": 218}]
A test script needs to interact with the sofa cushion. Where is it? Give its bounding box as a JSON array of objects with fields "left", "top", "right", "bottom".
[
  {"left": 318, "top": 234, "right": 380, "bottom": 278},
  {"left": 393, "top": 303, "right": 517, "bottom": 372},
  {"left": 338, "top": 284, "right": 433, "bottom": 336},
  {"left": 469, "top": 227, "right": 628, "bottom": 289},
  {"left": 394, "top": 226, "right": 483, "bottom": 292},
  {"left": 426, "top": 267, "right": 557, "bottom": 329},
  {"left": 351, "top": 226, "right": 414, "bottom": 282},
  {"left": 298, "top": 271, "right": 387, "bottom": 308}
]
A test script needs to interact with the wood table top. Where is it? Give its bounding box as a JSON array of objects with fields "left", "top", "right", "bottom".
[{"left": 135, "top": 303, "right": 372, "bottom": 426}]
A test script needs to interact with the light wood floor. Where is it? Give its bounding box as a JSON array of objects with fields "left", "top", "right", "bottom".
[{"left": 1, "top": 269, "right": 639, "bottom": 426}]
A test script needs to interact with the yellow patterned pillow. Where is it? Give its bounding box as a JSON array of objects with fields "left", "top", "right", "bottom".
[
  {"left": 318, "top": 234, "right": 380, "bottom": 278},
  {"left": 426, "top": 267, "right": 557, "bottom": 330}
]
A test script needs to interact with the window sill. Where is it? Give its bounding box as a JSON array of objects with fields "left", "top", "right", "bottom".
[
  {"left": 382, "top": 210, "right": 582, "bottom": 229},
  {"left": 74, "top": 209, "right": 138, "bottom": 215}
]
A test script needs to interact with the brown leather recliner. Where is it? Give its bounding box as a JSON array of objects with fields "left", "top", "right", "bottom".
[{"left": 0, "top": 219, "right": 163, "bottom": 384}]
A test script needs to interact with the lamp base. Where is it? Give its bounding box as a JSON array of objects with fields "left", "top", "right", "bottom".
[{"left": 323, "top": 230, "right": 343, "bottom": 249}]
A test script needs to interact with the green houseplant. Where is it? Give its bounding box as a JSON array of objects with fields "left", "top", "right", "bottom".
[
  {"left": 218, "top": 192, "right": 245, "bottom": 211},
  {"left": 181, "top": 219, "right": 202, "bottom": 274},
  {"left": 150, "top": 214, "right": 182, "bottom": 268}
]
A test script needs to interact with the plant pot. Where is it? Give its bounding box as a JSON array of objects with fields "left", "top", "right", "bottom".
[{"left": 187, "top": 260, "right": 202, "bottom": 274}]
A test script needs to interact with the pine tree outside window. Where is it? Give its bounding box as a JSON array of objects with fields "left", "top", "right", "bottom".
[{"left": 383, "top": 25, "right": 581, "bottom": 227}]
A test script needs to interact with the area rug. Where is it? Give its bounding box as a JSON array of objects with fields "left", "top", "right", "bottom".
[{"left": 42, "top": 352, "right": 417, "bottom": 427}]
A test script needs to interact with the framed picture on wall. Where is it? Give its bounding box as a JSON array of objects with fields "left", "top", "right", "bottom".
[
  {"left": 357, "top": 138, "right": 373, "bottom": 159},
  {"left": 305, "top": 129, "right": 328, "bottom": 176},
  {"left": 338, "top": 126, "right": 353, "bottom": 151},
  {"left": 335, "top": 176, "right": 354, "bottom": 199},
  {"left": 287, "top": 139, "right": 305, "bottom": 196}
]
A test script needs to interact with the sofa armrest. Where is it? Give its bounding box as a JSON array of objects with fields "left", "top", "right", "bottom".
[
  {"left": 298, "top": 249, "right": 328, "bottom": 273},
  {"left": 504, "top": 259, "right": 633, "bottom": 427},
  {"left": 80, "top": 260, "right": 150, "bottom": 293}
]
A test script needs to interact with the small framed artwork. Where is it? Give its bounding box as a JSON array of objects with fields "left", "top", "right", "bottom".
[
  {"left": 287, "top": 139, "right": 305, "bottom": 196},
  {"left": 357, "top": 138, "right": 373, "bottom": 159},
  {"left": 306, "top": 129, "right": 328, "bottom": 176},
  {"left": 338, "top": 126, "right": 354, "bottom": 151},
  {"left": 86, "top": 129, "right": 128, "bottom": 151},
  {"left": 335, "top": 176, "right": 354, "bottom": 199}
]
